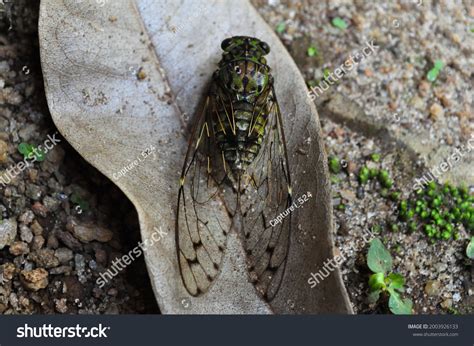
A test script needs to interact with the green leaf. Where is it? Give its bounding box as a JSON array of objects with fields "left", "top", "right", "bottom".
[
  {"left": 370, "top": 153, "right": 381, "bottom": 162},
  {"left": 328, "top": 156, "right": 341, "bottom": 174},
  {"left": 369, "top": 272, "right": 386, "bottom": 291},
  {"left": 17, "top": 142, "right": 46, "bottom": 161},
  {"left": 323, "top": 67, "right": 331, "bottom": 79},
  {"left": 331, "top": 17, "right": 348, "bottom": 30},
  {"left": 367, "top": 238, "right": 393, "bottom": 273},
  {"left": 18, "top": 142, "right": 34, "bottom": 156},
  {"left": 276, "top": 22, "right": 286, "bottom": 34},
  {"left": 18, "top": 143, "right": 29, "bottom": 154},
  {"left": 367, "top": 289, "right": 381, "bottom": 304},
  {"left": 427, "top": 69, "right": 438, "bottom": 82},
  {"left": 467, "top": 237, "right": 474, "bottom": 259},
  {"left": 34, "top": 148, "right": 46, "bottom": 162},
  {"left": 427, "top": 61, "right": 443, "bottom": 82},
  {"left": 307, "top": 45, "right": 318, "bottom": 57},
  {"left": 388, "top": 290, "right": 413, "bottom": 315},
  {"left": 387, "top": 273, "right": 405, "bottom": 290},
  {"left": 433, "top": 60, "right": 444, "bottom": 70}
]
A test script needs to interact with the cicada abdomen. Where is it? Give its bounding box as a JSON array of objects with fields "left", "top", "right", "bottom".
[{"left": 176, "top": 36, "right": 292, "bottom": 301}]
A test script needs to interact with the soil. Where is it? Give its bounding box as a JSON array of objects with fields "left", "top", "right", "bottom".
[{"left": 0, "top": 0, "right": 159, "bottom": 314}]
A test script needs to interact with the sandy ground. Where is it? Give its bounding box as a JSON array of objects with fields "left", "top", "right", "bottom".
[{"left": 253, "top": 0, "right": 473, "bottom": 314}]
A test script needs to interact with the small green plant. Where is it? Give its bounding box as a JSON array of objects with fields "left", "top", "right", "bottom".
[
  {"left": 357, "top": 154, "right": 391, "bottom": 186},
  {"left": 331, "top": 17, "right": 348, "bottom": 30},
  {"left": 358, "top": 166, "right": 370, "bottom": 184},
  {"left": 378, "top": 169, "right": 393, "bottom": 188},
  {"left": 370, "top": 153, "right": 381, "bottom": 162},
  {"left": 307, "top": 79, "right": 318, "bottom": 88},
  {"left": 18, "top": 142, "right": 46, "bottom": 161},
  {"left": 467, "top": 237, "right": 474, "bottom": 259},
  {"left": 427, "top": 60, "right": 443, "bottom": 82},
  {"left": 370, "top": 224, "right": 382, "bottom": 235},
  {"left": 323, "top": 67, "right": 331, "bottom": 80},
  {"left": 399, "top": 181, "right": 473, "bottom": 240},
  {"left": 307, "top": 45, "right": 319, "bottom": 57},
  {"left": 367, "top": 238, "right": 413, "bottom": 314},
  {"left": 70, "top": 193, "right": 90, "bottom": 212},
  {"left": 276, "top": 22, "right": 286, "bottom": 34},
  {"left": 328, "top": 156, "right": 341, "bottom": 174}
]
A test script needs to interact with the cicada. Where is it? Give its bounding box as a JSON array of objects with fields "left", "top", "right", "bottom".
[{"left": 176, "top": 36, "right": 292, "bottom": 301}]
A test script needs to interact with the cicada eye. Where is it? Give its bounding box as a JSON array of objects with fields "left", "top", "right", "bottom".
[
  {"left": 221, "top": 38, "right": 233, "bottom": 51},
  {"left": 259, "top": 41, "right": 270, "bottom": 55},
  {"left": 234, "top": 66, "right": 242, "bottom": 74}
]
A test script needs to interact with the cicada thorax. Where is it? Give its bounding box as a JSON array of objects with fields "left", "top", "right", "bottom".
[{"left": 211, "top": 37, "right": 273, "bottom": 176}]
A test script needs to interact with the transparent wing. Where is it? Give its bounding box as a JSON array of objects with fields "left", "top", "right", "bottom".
[
  {"left": 176, "top": 94, "right": 231, "bottom": 296},
  {"left": 240, "top": 85, "right": 292, "bottom": 301}
]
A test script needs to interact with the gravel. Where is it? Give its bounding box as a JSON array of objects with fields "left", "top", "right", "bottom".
[
  {"left": 0, "top": 218, "right": 16, "bottom": 249},
  {"left": 0, "top": 1, "right": 158, "bottom": 314},
  {"left": 253, "top": 0, "right": 473, "bottom": 314},
  {"left": 321, "top": 117, "right": 471, "bottom": 314}
]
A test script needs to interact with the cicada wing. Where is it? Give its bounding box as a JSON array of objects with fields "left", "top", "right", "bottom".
[
  {"left": 176, "top": 94, "right": 231, "bottom": 296},
  {"left": 240, "top": 86, "right": 292, "bottom": 301}
]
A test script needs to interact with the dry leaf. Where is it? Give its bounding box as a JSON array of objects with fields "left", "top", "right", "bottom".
[{"left": 39, "top": 0, "right": 352, "bottom": 314}]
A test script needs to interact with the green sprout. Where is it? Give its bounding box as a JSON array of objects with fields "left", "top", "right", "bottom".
[
  {"left": 398, "top": 181, "right": 473, "bottom": 240},
  {"left": 370, "top": 224, "right": 382, "bottom": 235},
  {"left": 367, "top": 238, "right": 413, "bottom": 315},
  {"left": 358, "top": 166, "right": 370, "bottom": 184},
  {"left": 276, "top": 22, "right": 286, "bottom": 34},
  {"left": 427, "top": 60, "right": 443, "bottom": 82},
  {"left": 18, "top": 142, "right": 46, "bottom": 161},
  {"left": 70, "top": 193, "right": 90, "bottom": 212},
  {"left": 390, "top": 191, "right": 401, "bottom": 201},
  {"left": 331, "top": 17, "right": 348, "bottom": 30},
  {"left": 307, "top": 45, "right": 319, "bottom": 57},
  {"left": 322, "top": 67, "right": 331, "bottom": 82},
  {"left": 328, "top": 156, "right": 341, "bottom": 174},
  {"left": 389, "top": 223, "right": 399, "bottom": 232},
  {"left": 467, "top": 237, "right": 474, "bottom": 259},
  {"left": 369, "top": 168, "right": 379, "bottom": 179},
  {"left": 408, "top": 221, "right": 417, "bottom": 233},
  {"left": 370, "top": 153, "right": 381, "bottom": 162},
  {"left": 307, "top": 79, "right": 318, "bottom": 88},
  {"left": 378, "top": 169, "right": 393, "bottom": 188}
]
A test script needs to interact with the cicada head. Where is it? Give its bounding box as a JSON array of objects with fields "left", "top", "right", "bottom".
[
  {"left": 217, "top": 36, "right": 271, "bottom": 101},
  {"left": 220, "top": 36, "right": 270, "bottom": 58}
]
